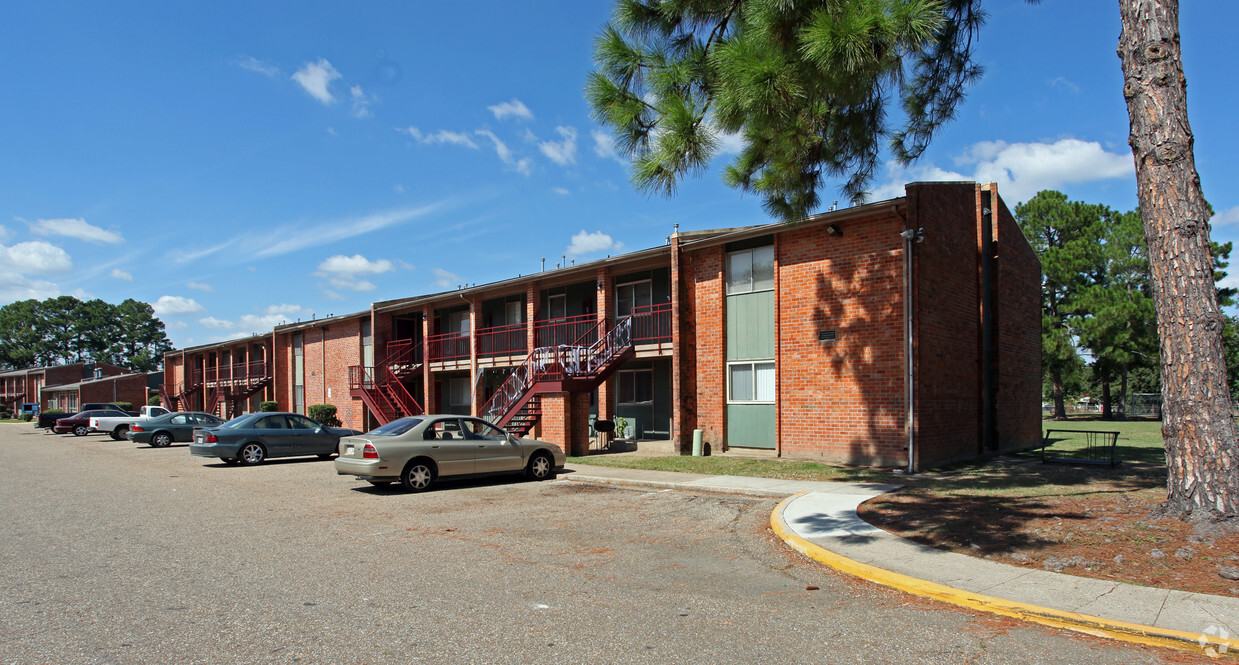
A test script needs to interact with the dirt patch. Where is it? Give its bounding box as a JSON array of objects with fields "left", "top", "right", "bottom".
[{"left": 858, "top": 484, "right": 1239, "bottom": 597}]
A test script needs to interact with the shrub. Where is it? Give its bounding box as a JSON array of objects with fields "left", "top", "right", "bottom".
[
  {"left": 21, "top": 414, "right": 32, "bottom": 422},
  {"left": 114, "top": 402, "right": 133, "bottom": 412},
  {"left": 259, "top": 401, "right": 279, "bottom": 412},
  {"left": 147, "top": 395, "right": 162, "bottom": 406},
  {"left": 307, "top": 404, "right": 342, "bottom": 427}
]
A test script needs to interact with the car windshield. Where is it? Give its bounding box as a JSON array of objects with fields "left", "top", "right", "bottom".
[{"left": 365, "top": 418, "right": 423, "bottom": 436}]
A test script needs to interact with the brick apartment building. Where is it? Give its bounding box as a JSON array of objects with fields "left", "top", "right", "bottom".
[
  {"left": 0, "top": 362, "right": 130, "bottom": 413},
  {"left": 41, "top": 371, "right": 159, "bottom": 413},
  {"left": 161, "top": 182, "right": 1041, "bottom": 471}
]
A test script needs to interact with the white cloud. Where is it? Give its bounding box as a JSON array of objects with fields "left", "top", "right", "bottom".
[
  {"left": 398, "top": 126, "right": 478, "bottom": 149},
  {"left": 197, "top": 304, "right": 312, "bottom": 335},
  {"left": 252, "top": 204, "right": 444, "bottom": 259},
  {"left": 475, "top": 130, "right": 532, "bottom": 175},
  {"left": 713, "top": 128, "right": 746, "bottom": 155},
  {"left": 539, "top": 126, "right": 578, "bottom": 166},
  {"left": 350, "top": 85, "right": 373, "bottom": 118},
  {"left": 69, "top": 288, "right": 92, "bottom": 300},
  {"left": 566, "top": 230, "right": 623, "bottom": 258},
  {"left": 315, "top": 254, "right": 395, "bottom": 292},
  {"left": 872, "top": 138, "right": 1134, "bottom": 205},
  {"left": 0, "top": 224, "right": 11, "bottom": 244},
  {"left": 110, "top": 268, "right": 133, "bottom": 281},
  {"left": 30, "top": 217, "right": 123, "bottom": 244},
  {"left": 1211, "top": 206, "right": 1239, "bottom": 227},
  {"left": 552, "top": 187, "right": 570, "bottom": 196},
  {"left": 292, "top": 58, "right": 341, "bottom": 104},
  {"left": 1049, "top": 76, "right": 1080, "bottom": 93},
  {"left": 488, "top": 98, "right": 534, "bottom": 121},
  {"left": 187, "top": 281, "right": 213, "bottom": 292},
  {"left": 152, "top": 295, "right": 205, "bottom": 316},
  {"left": 0, "top": 273, "right": 59, "bottom": 303},
  {"left": 237, "top": 55, "right": 280, "bottom": 77},
  {"left": 432, "top": 268, "right": 461, "bottom": 288},
  {"left": 592, "top": 130, "right": 626, "bottom": 166},
  {"left": 2, "top": 240, "right": 73, "bottom": 274}
]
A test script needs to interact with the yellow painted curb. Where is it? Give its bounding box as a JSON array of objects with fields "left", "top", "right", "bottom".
[{"left": 771, "top": 492, "right": 1239, "bottom": 659}]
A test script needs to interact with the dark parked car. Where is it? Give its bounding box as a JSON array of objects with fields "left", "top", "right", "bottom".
[
  {"left": 189, "top": 412, "right": 362, "bottom": 465},
  {"left": 127, "top": 411, "right": 225, "bottom": 447},
  {"left": 52, "top": 409, "right": 130, "bottom": 436}
]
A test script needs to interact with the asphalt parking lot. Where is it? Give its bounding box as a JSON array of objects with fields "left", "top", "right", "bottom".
[{"left": 0, "top": 424, "right": 1199, "bottom": 664}]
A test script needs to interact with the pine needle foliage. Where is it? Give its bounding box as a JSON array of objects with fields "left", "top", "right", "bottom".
[{"left": 586, "top": 0, "right": 985, "bottom": 219}]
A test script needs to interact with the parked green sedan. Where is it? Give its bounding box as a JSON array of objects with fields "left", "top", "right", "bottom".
[
  {"left": 127, "top": 411, "right": 224, "bottom": 447},
  {"left": 334, "top": 414, "right": 565, "bottom": 492},
  {"left": 190, "top": 412, "right": 362, "bottom": 465}
]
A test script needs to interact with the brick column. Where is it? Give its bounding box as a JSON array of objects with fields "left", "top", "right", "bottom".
[
  {"left": 670, "top": 234, "right": 689, "bottom": 454},
  {"left": 526, "top": 282, "right": 539, "bottom": 352},
  {"left": 469, "top": 296, "right": 482, "bottom": 417},
  {"left": 422, "top": 305, "right": 435, "bottom": 414},
  {"left": 539, "top": 391, "right": 592, "bottom": 456},
  {"left": 595, "top": 268, "right": 613, "bottom": 423}
]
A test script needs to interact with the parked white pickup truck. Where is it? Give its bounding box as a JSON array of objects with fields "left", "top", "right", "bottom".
[{"left": 90, "top": 405, "right": 170, "bottom": 440}]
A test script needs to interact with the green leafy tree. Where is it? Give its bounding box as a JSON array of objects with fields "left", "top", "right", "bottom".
[
  {"left": 106, "top": 299, "right": 173, "bottom": 372},
  {"left": 1014, "top": 191, "right": 1109, "bottom": 420},
  {"left": 0, "top": 296, "right": 171, "bottom": 371},
  {"left": 590, "top": 0, "right": 1238, "bottom": 526},
  {"left": 0, "top": 300, "right": 41, "bottom": 369}
]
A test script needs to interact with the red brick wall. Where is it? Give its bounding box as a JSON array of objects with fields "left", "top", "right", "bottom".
[
  {"left": 272, "top": 332, "right": 292, "bottom": 412},
  {"left": 80, "top": 373, "right": 149, "bottom": 409},
  {"left": 298, "top": 318, "right": 364, "bottom": 429},
  {"left": 775, "top": 214, "right": 908, "bottom": 465},
  {"left": 538, "top": 392, "right": 572, "bottom": 455},
  {"left": 686, "top": 246, "right": 725, "bottom": 450},
  {"left": 992, "top": 189, "right": 1043, "bottom": 451},
  {"left": 908, "top": 182, "right": 985, "bottom": 468}
]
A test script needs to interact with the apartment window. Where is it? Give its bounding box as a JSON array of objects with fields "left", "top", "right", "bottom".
[
  {"left": 445, "top": 310, "right": 470, "bottom": 336},
  {"left": 504, "top": 300, "right": 524, "bottom": 326},
  {"left": 617, "top": 369, "right": 654, "bottom": 404},
  {"left": 547, "top": 294, "right": 567, "bottom": 320},
  {"left": 615, "top": 280, "right": 653, "bottom": 317},
  {"left": 726, "top": 245, "right": 775, "bottom": 295},
  {"left": 293, "top": 332, "right": 305, "bottom": 414},
  {"left": 448, "top": 377, "right": 471, "bottom": 408},
  {"left": 728, "top": 361, "right": 775, "bottom": 403}
]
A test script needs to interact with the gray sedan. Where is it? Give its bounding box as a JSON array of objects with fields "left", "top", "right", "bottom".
[
  {"left": 127, "top": 411, "right": 224, "bottom": 447},
  {"left": 190, "top": 412, "right": 362, "bottom": 466},
  {"left": 334, "top": 414, "right": 565, "bottom": 492}
]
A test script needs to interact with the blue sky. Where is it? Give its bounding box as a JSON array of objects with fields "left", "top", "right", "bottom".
[{"left": 3, "top": 2, "right": 1237, "bottom": 350}]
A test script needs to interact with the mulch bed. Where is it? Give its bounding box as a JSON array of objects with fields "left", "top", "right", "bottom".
[{"left": 858, "top": 486, "right": 1239, "bottom": 597}]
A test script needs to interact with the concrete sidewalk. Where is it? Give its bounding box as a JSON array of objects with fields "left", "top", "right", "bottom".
[{"left": 563, "top": 463, "right": 1239, "bottom": 658}]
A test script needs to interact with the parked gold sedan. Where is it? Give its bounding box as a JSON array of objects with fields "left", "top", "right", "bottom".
[{"left": 334, "top": 415, "right": 565, "bottom": 492}]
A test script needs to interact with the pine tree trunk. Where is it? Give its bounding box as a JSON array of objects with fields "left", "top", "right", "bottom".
[
  {"left": 1118, "top": 0, "right": 1239, "bottom": 527},
  {"left": 1117, "top": 366, "right": 1129, "bottom": 420},
  {"left": 1101, "top": 379, "right": 1113, "bottom": 421}
]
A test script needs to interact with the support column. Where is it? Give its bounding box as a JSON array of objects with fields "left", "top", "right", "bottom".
[
  {"left": 595, "top": 268, "right": 614, "bottom": 423},
  {"left": 469, "top": 296, "right": 482, "bottom": 417},
  {"left": 422, "top": 305, "right": 435, "bottom": 414}
]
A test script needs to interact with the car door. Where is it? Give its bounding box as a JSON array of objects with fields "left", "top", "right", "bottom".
[
  {"left": 424, "top": 418, "right": 475, "bottom": 477},
  {"left": 465, "top": 418, "right": 523, "bottom": 473},
  {"left": 286, "top": 414, "right": 335, "bottom": 455},
  {"left": 250, "top": 414, "right": 292, "bottom": 455},
  {"left": 166, "top": 413, "right": 194, "bottom": 441}
]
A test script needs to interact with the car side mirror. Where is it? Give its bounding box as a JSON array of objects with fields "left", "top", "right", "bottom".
[{"left": 315, "top": 426, "right": 325, "bottom": 434}]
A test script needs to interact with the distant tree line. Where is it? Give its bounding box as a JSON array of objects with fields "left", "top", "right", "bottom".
[
  {"left": 0, "top": 296, "right": 173, "bottom": 373},
  {"left": 1016, "top": 190, "right": 1238, "bottom": 420}
]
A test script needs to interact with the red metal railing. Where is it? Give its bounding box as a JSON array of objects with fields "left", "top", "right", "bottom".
[
  {"left": 190, "top": 360, "right": 270, "bottom": 389},
  {"left": 535, "top": 313, "right": 598, "bottom": 348},
  {"left": 481, "top": 315, "right": 634, "bottom": 427},
  {"left": 427, "top": 332, "right": 471, "bottom": 362},
  {"left": 349, "top": 340, "right": 424, "bottom": 423},
  {"left": 476, "top": 323, "right": 527, "bottom": 358},
  {"left": 631, "top": 303, "right": 672, "bottom": 344}
]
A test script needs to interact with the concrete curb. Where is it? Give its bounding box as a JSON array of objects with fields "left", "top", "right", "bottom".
[
  {"left": 563, "top": 473, "right": 799, "bottom": 498},
  {"left": 770, "top": 492, "right": 1239, "bottom": 659}
]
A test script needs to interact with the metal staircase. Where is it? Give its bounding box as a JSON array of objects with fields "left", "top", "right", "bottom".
[
  {"left": 482, "top": 315, "right": 635, "bottom": 436},
  {"left": 349, "top": 340, "right": 424, "bottom": 425}
]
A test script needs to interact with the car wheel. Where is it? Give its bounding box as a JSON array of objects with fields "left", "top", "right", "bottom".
[
  {"left": 73, "top": 425, "right": 89, "bottom": 437},
  {"left": 400, "top": 460, "right": 435, "bottom": 492},
  {"left": 151, "top": 432, "right": 173, "bottom": 448},
  {"left": 220, "top": 457, "right": 239, "bottom": 465},
  {"left": 526, "top": 451, "right": 556, "bottom": 481},
  {"left": 111, "top": 426, "right": 129, "bottom": 441},
  {"left": 237, "top": 442, "right": 266, "bottom": 465}
]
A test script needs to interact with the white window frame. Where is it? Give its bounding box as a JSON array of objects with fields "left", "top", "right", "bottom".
[
  {"left": 726, "top": 361, "right": 776, "bottom": 404},
  {"left": 725, "top": 245, "right": 775, "bottom": 295}
]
